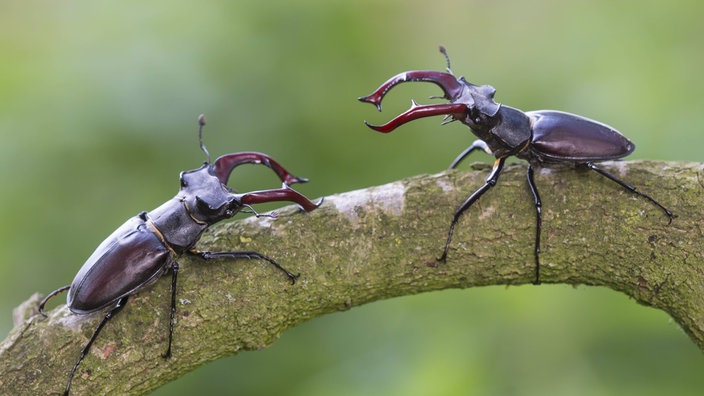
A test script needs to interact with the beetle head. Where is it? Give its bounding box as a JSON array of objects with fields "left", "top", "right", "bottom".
[
  {"left": 179, "top": 116, "right": 322, "bottom": 223},
  {"left": 179, "top": 164, "right": 242, "bottom": 223},
  {"left": 358, "top": 47, "right": 501, "bottom": 133}
]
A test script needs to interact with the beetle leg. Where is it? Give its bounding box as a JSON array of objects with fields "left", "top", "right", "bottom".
[
  {"left": 162, "top": 261, "right": 179, "bottom": 360},
  {"left": 65, "top": 296, "right": 128, "bottom": 396},
  {"left": 526, "top": 165, "right": 543, "bottom": 285},
  {"left": 238, "top": 188, "right": 323, "bottom": 212},
  {"left": 439, "top": 157, "right": 506, "bottom": 262},
  {"left": 585, "top": 162, "right": 674, "bottom": 223},
  {"left": 449, "top": 140, "right": 492, "bottom": 170},
  {"left": 38, "top": 285, "right": 70, "bottom": 317},
  {"left": 212, "top": 152, "right": 309, "bottom": 186},
  {"left": 358, "top": 70, "right": 464, "bottom": 111},
  {"left": 190, "top": 250, "right": 300, "bottom": 284},
  {"left": 363, "top": 102, "right": 469, "bottom": 133}
]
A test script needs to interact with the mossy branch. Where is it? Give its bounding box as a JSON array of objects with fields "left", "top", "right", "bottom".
[{"left": 1, "top": 160, "right": 702, "bottom": 395}]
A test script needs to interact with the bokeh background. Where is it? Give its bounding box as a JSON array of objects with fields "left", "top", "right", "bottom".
[{"left": 1, "top": 1, "right": 703, "bottom": 395}]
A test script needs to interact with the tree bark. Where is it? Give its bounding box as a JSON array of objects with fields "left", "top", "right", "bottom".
[{"left": 1, "top": 160, "right": 702, "bottom": 395}]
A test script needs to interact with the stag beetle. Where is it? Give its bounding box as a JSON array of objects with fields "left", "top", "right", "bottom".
[
  {"left": 39, "top": 115, "right": 321, "bottom": 395},
  {"left": 359, "top": 47, "right": 673, "bottom": 284}
]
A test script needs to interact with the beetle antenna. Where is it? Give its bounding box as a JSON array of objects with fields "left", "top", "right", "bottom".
[
  {"left": 439, "top": 45, "right": 453, "bottom": 75},
  {"left": 197, "top": 114, "right": 211, "bottom": 164}
]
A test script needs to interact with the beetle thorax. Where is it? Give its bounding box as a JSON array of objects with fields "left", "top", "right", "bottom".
[{"left": 465, "top": 105, "right": 532, "bottom": 158}]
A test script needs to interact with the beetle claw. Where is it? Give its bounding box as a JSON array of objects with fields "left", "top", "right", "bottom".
[
  {"left": 288, "top": 272, "right": 301, "bottom": 285},
  {"left": 363, "top": 102, "right": 469, "bottom": 133},
  {"left": 239, "top": 187, "right": 320, "bottom": 212},
  {"left": 212, "top": 152, "right": 307, "bottom": 186},
  {"left": 358, "top": 69, "right": 466, "bottom": 121},
  {"left": 359, "top": 66, "right": 472, "bottom": 134}
]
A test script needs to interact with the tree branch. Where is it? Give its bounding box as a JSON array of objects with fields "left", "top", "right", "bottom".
[{"left": 2, "top": 160, "right": 702, "bottom": 395}]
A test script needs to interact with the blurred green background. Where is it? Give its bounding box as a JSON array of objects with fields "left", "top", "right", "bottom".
[{"left": 1, "top": 1, "right": 703, "bottom": 395}]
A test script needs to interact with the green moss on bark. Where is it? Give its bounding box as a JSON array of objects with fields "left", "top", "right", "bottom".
[{"left": 1, "top": 160, "right": 702, "bottom": 395}]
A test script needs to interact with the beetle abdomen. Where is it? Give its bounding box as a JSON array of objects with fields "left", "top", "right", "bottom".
[
  {"left": 527, "top": 110, "right": 634, "bottom": 162},
  {"left": 67, "top": 215, "right": 172, "bottom": 314}
]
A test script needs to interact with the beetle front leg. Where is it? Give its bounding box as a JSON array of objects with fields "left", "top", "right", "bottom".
[
  {"left": 449, "top": 140, "right": 492, "bottom": 170},
  {"left": 439, "top": 157, "right": 506, "bottom": 263},
  {"left": 190, "top": 250, "right": 299, "bottom": 284}
]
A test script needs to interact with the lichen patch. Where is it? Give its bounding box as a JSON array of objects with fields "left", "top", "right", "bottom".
[{"left": 328, "top": 181, "right": 406, "bottom": 224}]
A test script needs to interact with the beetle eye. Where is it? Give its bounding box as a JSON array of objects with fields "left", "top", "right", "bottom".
[{"left": 180, "top": 178, "right": 187, "bottom": 188}]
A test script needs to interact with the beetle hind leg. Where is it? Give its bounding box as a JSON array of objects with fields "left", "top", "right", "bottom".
[
  {"left": 526, "top": 165, "right": 543, "bottom": 285},
  {"left": 585, "top": 162, "right": 674, "bottom": 223},
  {"left": 64, "top": 296, "right": 128, "bottom": 396},
  {"left": 38, "top": 285, "right": 70, "bottom": 317}
]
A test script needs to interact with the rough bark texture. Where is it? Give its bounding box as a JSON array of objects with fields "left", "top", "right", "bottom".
[{"left": 1, "top": 160, "right": 702, "bottom": 395}]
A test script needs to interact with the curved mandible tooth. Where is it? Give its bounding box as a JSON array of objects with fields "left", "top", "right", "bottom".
[
  {"left": 358, "top": 70, "right": 464, "bottom": 111},
  {"left": 212, "top": 152, "right": 307, "bottom": 186},
  {"left": 363, "top": 103, "right": 469, "bottom": 133},
  {"left": 238, "top": 187, "right": 322, "bottom": 212}
]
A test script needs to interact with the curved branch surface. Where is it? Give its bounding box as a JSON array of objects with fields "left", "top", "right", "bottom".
[{"left": 1, "top": 160, "right": 702, "bottom": 394}]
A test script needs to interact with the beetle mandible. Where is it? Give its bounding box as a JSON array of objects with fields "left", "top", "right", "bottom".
[
  {"left": 359, "top": 46, "right": 673, "bottom": 284},
  {"left": 39, "top": 115, "right": 322, "bottom": 395}
]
